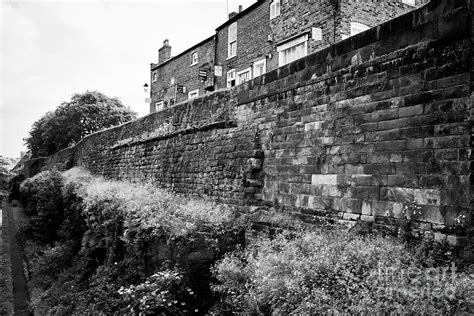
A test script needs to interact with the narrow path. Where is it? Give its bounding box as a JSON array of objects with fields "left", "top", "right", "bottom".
[
  {"left": 0, "top": 199, "right": 14, "bottom": 315},
  {"left": 4, "top": 200, "right": 31, "bottom": 315}
]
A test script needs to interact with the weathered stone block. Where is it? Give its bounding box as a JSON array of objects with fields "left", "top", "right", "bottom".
[
  {"left": 380, "top": 187, "right": 414, "bottom": 203},
  {"left": 362, "top": 200, "right": 372, "bottom": 215},
  {"left": 343, "top": 213, "right": 361, "bottom": 221},
  {"left": 414, "top": 188, "right": 441, "bottom": 206},
  {"left": 361, "top": 215, "right": 375, "bottom": 222},
  {"left": 311, "top": 174, "right": 338, "bottom": 185}
]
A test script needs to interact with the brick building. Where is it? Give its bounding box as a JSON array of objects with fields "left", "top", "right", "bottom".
[
  {"left": 150, "top": 0, "right": 427, "bottom": 113},
  {"left": 150, "top": 37, "right": 215, "bottom": 113}
]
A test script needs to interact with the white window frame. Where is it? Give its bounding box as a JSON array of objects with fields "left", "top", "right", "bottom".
[
  {"left": 277, "top": 34, "right": 308, "bottom": 66},
  {"left": 190, "top": 51, "right": 198, "bottom": 66},
  {"left": 155, "top": 101, "right": 164, "bottom": 112},
  {"left": 350, "top": 22, "right": 370, "bottom": 36},
  {"left": 237, "top": 67, "right": 252, "bottom": 85},
  {"left": 253, "top": 58, "right": 267, "bottom": 78},
  {"left": 270, "top": 0, "right": 280, "bottom": 19},
  {"left": 402, "top": 0, "right": 416, "bottom": 6},
  {"left": 152, "top": 72, "right": 157, "bottom": 82},
  {"left": 188, "top": 89, "right": 199, "bottom": 99},
  {"left": 227, "top": 22, "right": 237, "bottom": 59},
  {"left": 170, "top": 78, "right": 175, "bottom": 85},
  {"left": 226, "top": 69, "right": 236, "bottom": 88}
]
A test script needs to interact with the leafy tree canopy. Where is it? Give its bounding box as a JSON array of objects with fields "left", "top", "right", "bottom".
[
  {"left": 25, "top": 91, "right": 137, "bottom": 157},
  {"left": 0, "top": 155, "right": 15, "bottom": 190}
]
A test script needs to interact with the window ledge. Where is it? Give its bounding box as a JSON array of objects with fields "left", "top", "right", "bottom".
[
  {"left": 226, "top": 55, "right": 236, "bottom": 61},
  {"left": 189, "top": 63, "right": 198, "bottom": 67}
]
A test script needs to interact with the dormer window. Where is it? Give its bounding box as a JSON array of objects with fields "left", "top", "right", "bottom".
[
  {"left": 270, "top": 0, "right": 280, "bottom": 19},
  {"left": 190, "top": 51, "right": 198, "bottom": 66}
]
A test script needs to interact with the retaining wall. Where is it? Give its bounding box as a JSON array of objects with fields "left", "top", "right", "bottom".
[{"left": 25, "top": 0, "right": 472, "bottom": 244}]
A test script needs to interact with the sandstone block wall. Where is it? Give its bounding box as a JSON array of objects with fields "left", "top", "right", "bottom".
[{"left": 26, "top": 0, "right": 472, "bottom": 243}]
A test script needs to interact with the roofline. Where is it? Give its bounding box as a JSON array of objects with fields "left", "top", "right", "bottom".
[
  {"left": 215, "top": 0, "right": 265, "bottom": 31},
  {"left": 151, "top": 34, "right": 215, "bottom": 71}
]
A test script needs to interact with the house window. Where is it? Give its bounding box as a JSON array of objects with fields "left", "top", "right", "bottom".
[
  {"left": 188, "top": 89, "right": 199, "bottom": 99},
  {"left": 402, "top": 0, "right": 416, "bottom": 6},
  {"left": 227, "top": 69, "right": 236, "bottom": 88},
  {"left": 228, "top": 22, "right": 237, "bottom": 59},
  {"left": 237, "top": 67, "right": 252, "bottom": 85},
  {"left": 350, "top": 22, "right": 370, "bottom": 36},
  {"left": 152, "top": 72, "right": 157, "bottom": 82},
  {"left": 190, "top": 51, "right": 198, "bottom": 66},
  {"left": 270, "top": 0, "right": 280, "bottom": 19},
  {"left": 253, "top": 59, "right": 266, "bottom": 78},
  {"left": 171, "top": 78, "right": 175, "bottom": 85},
  {"left": 277, "top": 34, "right": 308, "bottom": 66},
  {"left": 155, "top": 101, "right": 164, "bottom": 112}
]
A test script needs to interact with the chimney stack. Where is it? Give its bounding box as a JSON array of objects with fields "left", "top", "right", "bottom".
[{"left": 158, "top": 39, "right": 171, "bottom": 64}]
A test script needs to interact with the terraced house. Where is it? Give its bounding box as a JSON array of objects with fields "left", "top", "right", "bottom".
[{"left": 149, "top": 0, "right": 427, "bottom": 113}]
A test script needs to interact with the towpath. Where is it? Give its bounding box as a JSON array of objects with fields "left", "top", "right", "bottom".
[{"left": 0, "top": 199, "right": 31, "bottom": 315}]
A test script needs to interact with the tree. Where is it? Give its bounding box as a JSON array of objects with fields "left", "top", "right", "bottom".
[
  {"left": 25, "top": 91, "right": 137, "bottom": 157},
  {"left": 0, "top": 155, "right": 13, "bottom": 191}
]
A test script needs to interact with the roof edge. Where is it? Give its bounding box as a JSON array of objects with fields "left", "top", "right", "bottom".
[
  {"left": 151, "top": 34, "right": 215, "bottom": 71},
  {"left": 216, "top": 0, "right": 265, "bottom": 31}
]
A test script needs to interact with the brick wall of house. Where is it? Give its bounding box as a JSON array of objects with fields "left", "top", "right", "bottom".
[
  {"left": 150, "top": 37, "right": 215, "bottom": 112},
  {"left": 215, "top": 1, "right": 273, "bottom": 90},
  {"left": 270, "top": 0, "right": 336, "bottom": 56},
  {"left": 29, "top": 0, "right": 472, "bottom": 246},
  {"left": 337, "top": 0, "right": 427, "bottom": 41}
]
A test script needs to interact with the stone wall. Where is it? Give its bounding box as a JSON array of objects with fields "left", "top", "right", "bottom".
[{"left": 25, "top": 0, "right": 472, "bottom": 244}]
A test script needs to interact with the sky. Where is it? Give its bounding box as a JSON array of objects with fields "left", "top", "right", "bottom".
[{"left": 0, "top": 0, "right": 256, "bottom": 159}]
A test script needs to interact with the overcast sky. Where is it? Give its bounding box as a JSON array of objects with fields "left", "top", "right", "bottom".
[{"left": 0, "top": 0, "right": 256, "bottom": 158}]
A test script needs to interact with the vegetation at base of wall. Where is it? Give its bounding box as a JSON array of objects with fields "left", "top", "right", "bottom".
[
  {"left": 18, "top": 168, "right": 244, "bottom": 314},
  {"left": 211, "top": 227, "right": 474, "bottom": 314},
  {"left": 17, "top": 168, "right": 473, "bottom": 314}
]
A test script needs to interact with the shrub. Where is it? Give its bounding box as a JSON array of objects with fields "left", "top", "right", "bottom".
[
  {"left": 212, "top": 229, "right": 474, "bottom": 314},
  {"left": 8, "top": 172, "right": 25, "bottom": 201},
  {"left": 118, "top": 268, "right": 198, "bottom": 315},
  {"left": 19, "top": 170, "right": 64, "bottom": 242},
  {"left": 22, "top": 167, "right": 243, "bottom": 314}
]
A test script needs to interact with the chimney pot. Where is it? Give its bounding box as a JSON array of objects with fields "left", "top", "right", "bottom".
[{"left": 238, "top": 5, "right": 243, "bottom": 12}]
